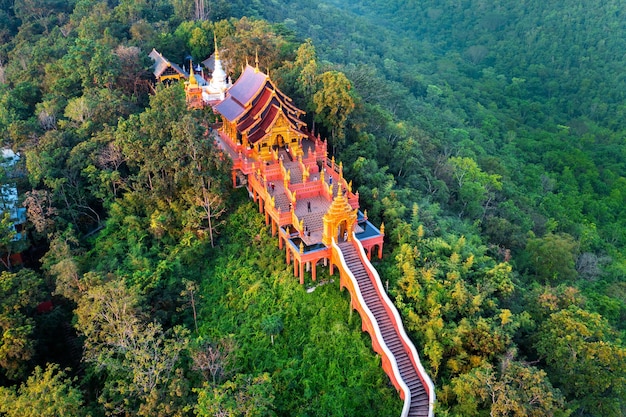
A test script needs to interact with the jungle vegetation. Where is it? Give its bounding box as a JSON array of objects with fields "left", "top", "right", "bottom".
[{"left": 0, "top": 0, "right": 625, "bottom": 416}]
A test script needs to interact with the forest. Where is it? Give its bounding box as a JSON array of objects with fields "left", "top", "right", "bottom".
[{"left": 0, "top": 0, "right": 625, "bottom": 416}]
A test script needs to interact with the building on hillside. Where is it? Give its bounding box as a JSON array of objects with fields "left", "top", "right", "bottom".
[
  {"left": 149, "top": 49, "right": 188, "bottom": 84},
  {"left": 0, "top": 149, "right": 27, "bottom": 267},
  {"left": 199, "top": 42, "right": 232, "bottom": 104},
  {"left": 179, "top": 50, "right": 434, "bottom": 416},
  {"left": 214, "top": 64, "right": 307, "bottom": 161},
  {"left": 150, "top": 38, "right": 232, "bottom": 108},
  {"left": 207, "top": 61, "right": 385, "bottom": 283}
]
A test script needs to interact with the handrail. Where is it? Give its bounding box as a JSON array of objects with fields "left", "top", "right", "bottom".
[
  {"left": 353, "top": 236, "right": 436, "bottom": 417},
  {"left": 331, "top": 238, "right": 412, "bottom": 417}
]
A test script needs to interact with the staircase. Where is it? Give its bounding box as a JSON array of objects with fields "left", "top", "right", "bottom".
[
  {"left": 336, "top": 240, "right": 434, "bottom": 417},
  {"left": 285, "top": 161, "right": 303, "bottom": 184}
]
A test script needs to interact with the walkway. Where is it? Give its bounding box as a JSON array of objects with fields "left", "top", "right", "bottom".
[
  {"left": 335, "top": 240, "right": 434, "bottom": 417},
  {"left": 211, "top": 127, "right": 435, "bottom": 416}
]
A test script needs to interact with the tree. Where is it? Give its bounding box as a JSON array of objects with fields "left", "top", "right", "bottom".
[
  {"left": 313, "top": 70, "right": 355, "bottom": 153},
  {"left": 41, "top": 227, "right": 83, "bottom": 302},
  {"left": 195, "top": 373, "right": 276, "bottom": 417},
  {"left": 0, "top": 269, "right": 44, "bottom": 380},
  {"left": 75, "top": 280, "right": 192, "bottom": 416},
  {"left": 191, "top": 337, "right": 237, "bottom": 385},
  {"left": 535, "top": 306, "right": 626, "bottom": 416},
  {"left": 0, "top": 363, "right": 84, "bottom": 417},
  {"left": 294, "top": 39, "right": 318, "bottom": 99},
  {"left": 525, "top": 233, "right": 578, "bottom": 283},
  {"left": 219, "top": 17, "right": 288, "bottom": 76},
  {"left": 449, "top": 357, "right": 567, "bottom": 417},
  {"left": 445, "top": 156, "right": 502, "bottom": 219},
  {"left": 261, "top": 315, "right": 283, "bottom": 346}
]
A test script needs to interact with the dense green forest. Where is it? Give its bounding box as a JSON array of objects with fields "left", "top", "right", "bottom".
[{"left": 0, "top": 0, "right": 625, "bottom": 416}]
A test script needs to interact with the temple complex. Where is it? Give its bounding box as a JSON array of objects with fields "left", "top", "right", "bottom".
[
  {"left": 155, "top": 46, "right": 436, "bottom": 416},
  {"left": 207, "top": 60, "right": 385, "bottom": 283},
  {"left": 150, "top": 37, "right": 231, "bottom": 109}
]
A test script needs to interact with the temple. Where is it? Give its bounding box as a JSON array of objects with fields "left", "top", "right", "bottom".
[
  {"left": 149, "top": 49, "right": 188, "bottom": 84},
  {"left": 150, "top": 37, "right": 231, "bottom": 109},
  {"left": 170, "top": 47, "right": 435, "bottom": 416},
  {"left": 209, "top": 61, "right": 384, "bottom": 282}
]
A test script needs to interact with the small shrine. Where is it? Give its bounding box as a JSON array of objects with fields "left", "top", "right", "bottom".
[{"left": 149, "top": 49, "right": 188, "bottom": 84}]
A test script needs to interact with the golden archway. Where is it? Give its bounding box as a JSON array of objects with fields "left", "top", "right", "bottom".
[{"left": 322, "top": 187, "right": 357, "bottom": 246}]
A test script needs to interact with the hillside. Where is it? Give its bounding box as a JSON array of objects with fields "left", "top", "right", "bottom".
[{"left": 0, "top": 1, "right": 625, "bottom": 416}]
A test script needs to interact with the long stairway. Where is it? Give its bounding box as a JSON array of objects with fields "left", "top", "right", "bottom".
[{"left": 337, "top": 241, "right": 433, "bottom": 417}]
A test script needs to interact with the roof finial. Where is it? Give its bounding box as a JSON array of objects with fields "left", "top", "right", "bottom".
[
  {"left": 188, "top": 59, "right": 198, "bottom": 85},
  {"left": 254, "top": 47, "right": 259, "bottom": 73},
  {"left": 213, "top": 33, "right": 219, "bottom": 60}
]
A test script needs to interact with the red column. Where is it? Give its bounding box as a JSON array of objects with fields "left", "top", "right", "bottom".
[
  {"left": 299, "top": 260, "right": 304, "bottom": 284},
  {"left": 271, "top": 219, "right": 276, "bottom": 236},
  {"left": 312, "top": 261, "right": 317, "bottom": 282}
]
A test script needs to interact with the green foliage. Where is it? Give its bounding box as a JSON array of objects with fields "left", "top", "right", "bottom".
[
  {"left": 313, "top": 70, "right": 355, "bottom": 150},
  {"left": 535, "top": 306, "right": 626, "bottom": 416},
  {"left": 447, "top": 358, "right": 568, "bottom": 417},
  {"left": 193, "top": 202, "right": 402, "bottom": 416},
  {"left": 2, "top": 1, "right": 626, "bottom": 416},
  {"left": 75, "top": 279, "right": 192, "bottom": 416},
  {"left": 524, "top": 232, "right": 579, "bottom": 283},
  {"left": 195, "top": 373, "right": 276, "bottom": 417},
  {"left": 0, "top": 363, "right": 85, "bottom": 417},
  {"left": 0, "top": 269, "right": 44, "bottom": 380}
]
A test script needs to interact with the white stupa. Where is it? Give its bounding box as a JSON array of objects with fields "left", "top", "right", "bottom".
[{"left": 202, "top": 36, "right": 231, "bottom": 103}]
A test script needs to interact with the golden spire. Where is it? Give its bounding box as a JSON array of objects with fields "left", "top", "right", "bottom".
[
  {"left": 254, "top": 47, "right": 259, "bottom": 73},
  {"left": 188, "top": 59, "right": 198, "bottom": 86},
  {"left": 213, "top": 33, "right": 219, "bottom": 60}
]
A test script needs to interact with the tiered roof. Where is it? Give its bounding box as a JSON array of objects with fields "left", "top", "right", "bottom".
[
  {"left": 149, "top": 49, "right": 188, "bottom": 80},
  {"left": 215, "top": 65, "right": 306, "bottom": 144}
]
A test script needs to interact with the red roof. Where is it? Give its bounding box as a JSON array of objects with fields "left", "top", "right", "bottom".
[
  {"left": 248, "top": 105, "right": 281, "bottom": 143},
  {"left": 214, "top": 65, "right": 306, "bottom": 144},
  {"left": 215, "top": 65, "right": 267, "bottom": 121}
]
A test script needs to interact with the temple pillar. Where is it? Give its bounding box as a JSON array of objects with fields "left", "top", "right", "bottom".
[
  {"left": 279, "top": 235, "right": 283, "bottom": 249},
  {"left": 286, "top": 247, "right": 291, "bottom": 264},
  {"left": 294, "top": 258, "right": 299, "bottom": 278},
  {"left": 265, "top": 210, "right": 269, "bottom": 226},
  {"left": 271, "top": 220, "right": 276, "bottom": 237},
  {"left": 259, "top": 196, "right": 264, "bottom": 214},
  {"left": 378, "top": 244, "right": 383, "bottom": 259},
  {"left": 299, "top": 260, "right": 304, "bottom": 284},
  {"left": 312, "top": 261, "right": 317, "bottom": 282},
  {"left": 330, "top": 261, "right": 334, "bottom": 276},
  {"left": 232, "top": 171, "right": 237, "bottom": 188}
]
